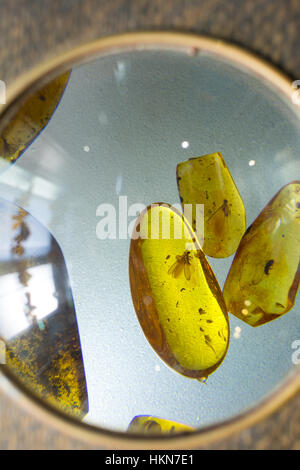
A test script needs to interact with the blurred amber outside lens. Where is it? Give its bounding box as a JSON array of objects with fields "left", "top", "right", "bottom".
[
  {"left": 0, "top": 70, "right": 88, "bottom": 418},
  {"left": 0, "top": 199, "right": 88, "bottom": 418}
]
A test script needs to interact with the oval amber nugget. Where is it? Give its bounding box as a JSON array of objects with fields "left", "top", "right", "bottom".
[
  {"left": 129, "top": 203, "right": 230, "bottom": 380},
  {"left": 223, "top": 181, "right": 300, "bottom": 327},
  {"left": 176, "top": 152, "right": 246, "bottom": 258}
]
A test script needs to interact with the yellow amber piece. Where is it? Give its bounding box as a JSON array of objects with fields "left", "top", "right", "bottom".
[
  {"left": 0, "top": 71, "right": 70, "bottom": 169},
  {"left": 223, "top": 181, "right": 300, "bottom": 327},
  {"left": 129, "top": 203, "right": 230, "bottom": 379},
  {"left": 128, "top": 415, "right": 195, "bottom": 435},
  {"left": 176, "top": 152, "right": 246, "bottom": 258}
]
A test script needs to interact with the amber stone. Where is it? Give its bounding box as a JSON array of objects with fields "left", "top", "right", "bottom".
[
  {"left": 223, "top": 181, "right": 300, "bottom": 327},
  {"left": 0, "top": 71, "right": 70, "bottom": 171},
  {"left": 176, "top": 152, "right": 246, "bottom": 258},
  {"left": 128, "top": 415, "right": 195, "bottom": 435},
  {"left": 0, "top": 198, "right": 88, "bottom": 418},
  {"left": 129, "top": 203, "right": 230, "bottom": 380}
]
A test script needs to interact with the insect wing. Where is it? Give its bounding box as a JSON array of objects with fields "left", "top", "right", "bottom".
[
  {"left": 184, "top": 262, "right": 191, "bottom": 281},
  {"left": 168, "top": 259, "right": 184, "bottom": 279}
]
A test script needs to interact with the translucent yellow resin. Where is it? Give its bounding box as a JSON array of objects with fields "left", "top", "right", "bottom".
[
  {"left": 129, "top": 203, "right": 230, "bottom": 379},
  {"left": 223, "top": 181, "right": 300, "bottom": 327},
  {"left": 176, "top": 152, "right": 246, "bottom": 258}
]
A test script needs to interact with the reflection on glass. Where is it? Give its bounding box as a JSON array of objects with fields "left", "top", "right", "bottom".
[{"left": 0, "top": 198, "right": 88, "bottom": 418}]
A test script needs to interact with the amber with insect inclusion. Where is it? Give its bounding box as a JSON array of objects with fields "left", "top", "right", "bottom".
[
  {"left": 129, "top": 203, "right": 229, "bottom": 379},
  {"left": 176, "top": 152, "right": 246, "bottom": 258},
  {"left": 223, "top": 181, "right": 300, "bottom": 327},
  {"left": 128, "top": 415, "right": 195, "bottom": 435}
]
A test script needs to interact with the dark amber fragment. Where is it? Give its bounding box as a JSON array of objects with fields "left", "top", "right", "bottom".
[
  {"left": 0, "top": 71, "right": 70, "bottom": 170},
  {"left": 177, "top": 152, "right": 246, "bottom": 258},
  {"left": 0, "top": 198, "right": 88, "bottom": 418},
  {"left": 223, "top": 181, "right": 300, "bottom": 327},
  {"left": 129, "top": 203, "right": 229, "bottom": 379},
  {"left": 128, "top": 415, "right": 195, "bottom": 435}
]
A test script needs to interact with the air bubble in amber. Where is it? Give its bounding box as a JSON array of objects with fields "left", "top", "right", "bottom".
[
  {"left": 223, "top": 181, "right": 300, "bottom": 327},
  {"left": 176, "top": 152, "right": 246, "bottom": 258},
  {"left": 129, "top": 203, "right": 230, "bottom": 379}
]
